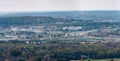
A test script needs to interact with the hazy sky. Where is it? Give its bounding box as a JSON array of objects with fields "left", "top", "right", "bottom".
[{"left": 0, "top": 0, "right": 120, "bottom": 12}]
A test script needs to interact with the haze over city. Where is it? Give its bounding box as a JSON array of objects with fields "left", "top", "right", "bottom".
[{"left": 0, "top": 0, "right": 120, "bottom": 13}]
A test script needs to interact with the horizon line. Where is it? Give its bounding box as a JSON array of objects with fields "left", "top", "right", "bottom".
[{"left": 0, "top": 10, "right": 120, "bottom": 14}]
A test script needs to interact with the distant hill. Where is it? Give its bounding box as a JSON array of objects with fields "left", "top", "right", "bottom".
[{"left": 0, "top": 11, "right": 120, "bottom": 20}]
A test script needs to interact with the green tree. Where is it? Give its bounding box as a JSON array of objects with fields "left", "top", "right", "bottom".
[
  {"left": 10, "top": 50, "right": 22, "bottom": 57},
  {"left": 33, "top": 57, "right": 42, "bottom": 61}
]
